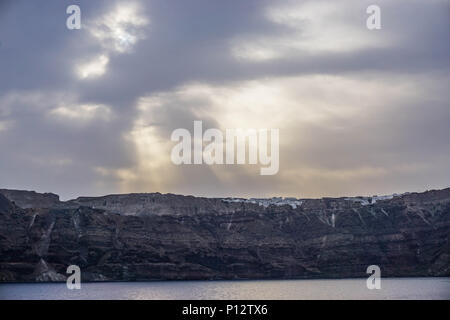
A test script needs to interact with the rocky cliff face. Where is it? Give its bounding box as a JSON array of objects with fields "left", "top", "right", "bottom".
[
  {"left": 0, "top": 189, "right": 60, "bottom": 209},
  {"left": 65, "top": 193, "right": 240, "bottom": 216},
  {"left": 0, "top": 188, "right": 449, "bottom": 282}
]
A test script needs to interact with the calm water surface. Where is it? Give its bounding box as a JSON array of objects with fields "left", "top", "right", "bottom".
[{"left": 1, "top": 278, "right": 449, "bottom": 300}]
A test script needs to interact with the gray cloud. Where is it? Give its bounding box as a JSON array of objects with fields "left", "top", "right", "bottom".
[{"left": 0, "top": 0, "right": 449, "bottom": 199}]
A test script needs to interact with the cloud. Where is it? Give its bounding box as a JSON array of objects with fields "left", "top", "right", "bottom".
[
  {"left": 49, "top": 103, "right": 113, "bottom": 123},
  {"left": 0, "top": 120, "right": 12, "bottom": 132},
  {"left": 1, "top": 91, "right": 113, "bottom": 124},
  {"left": 87, "top": 1, "right": 149, "bottom": 54},
  {"left": 0, "top": 0, "right": 448, "bottom": 199},
  {"left": 76, "top": 54, "right": 110, "bottom": 79},
  {"left": 231, "top": 0, "right": 392, "bottom": 62},
  {"left": 95, "top": 71, "right": 450, "bottom": 198}
]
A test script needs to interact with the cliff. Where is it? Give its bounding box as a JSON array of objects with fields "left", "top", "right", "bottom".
[
  {"left": 0, "top": 189, "right": 59, "bottom": 209},
  {"left": 0, "top": 188, "right": 449, "bottom": 282}
]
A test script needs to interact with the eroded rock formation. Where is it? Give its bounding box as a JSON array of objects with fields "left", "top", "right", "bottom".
[{"left": 0, "top": 188, "right": 449, "bottom": 282}]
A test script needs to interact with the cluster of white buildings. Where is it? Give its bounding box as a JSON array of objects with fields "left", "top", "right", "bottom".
[
  {"left": 223, "top": 193, "right": 404, "bottom": 209},
  {"left": 222, "top": 192, "right": 405, "bottom": 210},
  {"left": 222, "top": 197, "right": 303, "bottom": 209},
  {"left": 344, "top": 194, "right": 400, "bottom": 206}
]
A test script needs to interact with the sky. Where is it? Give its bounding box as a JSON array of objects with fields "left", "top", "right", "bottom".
[{"left": 0, "top": 0, "right": 449, "bottom": 200}]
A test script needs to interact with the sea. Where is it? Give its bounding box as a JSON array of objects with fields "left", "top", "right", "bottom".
[{"left": 0, "top": 277, "right": 449, "bottom": 300}]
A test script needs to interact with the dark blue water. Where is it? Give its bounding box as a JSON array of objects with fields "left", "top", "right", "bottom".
[{"left": 1, "top": 278, "right": 449, "bottom": 300}]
